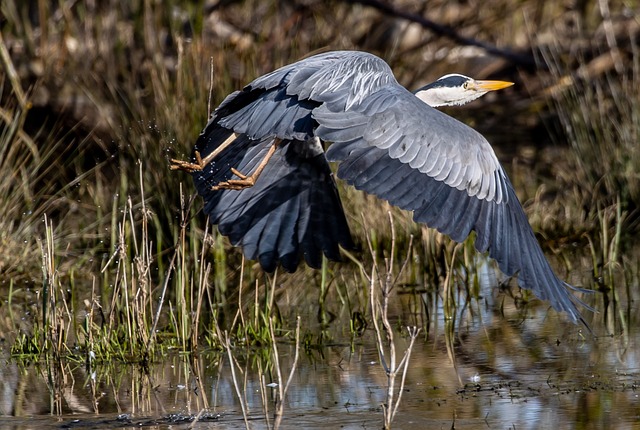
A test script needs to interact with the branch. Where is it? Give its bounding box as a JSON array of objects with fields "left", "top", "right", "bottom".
[{"left": 347, "top": 0, "right": 537, "bottom": 68}]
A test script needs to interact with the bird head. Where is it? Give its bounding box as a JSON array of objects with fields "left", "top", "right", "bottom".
[{"left": 414, "top": 74, "right": 514, "bottom": 107}]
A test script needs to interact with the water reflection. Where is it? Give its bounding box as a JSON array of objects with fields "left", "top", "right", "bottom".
[
  {"left": 0, "top": 305, "right": 638, "bottom": 429},
  {"left": 1, "top": 247, "right": 639, "bottom": 429}
]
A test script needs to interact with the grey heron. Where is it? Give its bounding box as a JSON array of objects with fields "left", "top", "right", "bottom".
[{"left": 171, "top": 50, "right": 588, "bottom": 324}]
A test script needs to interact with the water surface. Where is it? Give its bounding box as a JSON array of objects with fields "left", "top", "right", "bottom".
[{"left": 1, "top": 293, "right": 638, "bottom": 429}]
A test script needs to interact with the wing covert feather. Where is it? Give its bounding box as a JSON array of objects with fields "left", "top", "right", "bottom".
[{"left": 316, "top": 85, "right": 509, "bottom": 203}]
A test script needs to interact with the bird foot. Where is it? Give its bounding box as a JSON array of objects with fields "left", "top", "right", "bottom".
[
  {"left": 212, "top": 141, "right": 279, "bottom": 190},
  {"left": 170, "top": 151, "right": 206, "bottom": 173},
  {"left": 213, "top": 168, "right": 257, "bottom": 190}
]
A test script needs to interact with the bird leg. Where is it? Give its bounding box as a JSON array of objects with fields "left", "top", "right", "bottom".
[
  {"left": 213, "top": 138, "right": 281, "bottom": 191},
  {"left": 170, "top": 132, "right": 238, "bottom": 173}
]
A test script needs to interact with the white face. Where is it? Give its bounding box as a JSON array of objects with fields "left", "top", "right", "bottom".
[
  {"left": 415, "top": 74, "right": 487, "bottom": 107},
  {"left": 414, "top": 74, "right": 513, "bottom": 108}
]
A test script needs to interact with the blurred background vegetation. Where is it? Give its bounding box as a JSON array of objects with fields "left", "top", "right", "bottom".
[{"left": 0, "top": 0, "right": 638, "bottom": 358}]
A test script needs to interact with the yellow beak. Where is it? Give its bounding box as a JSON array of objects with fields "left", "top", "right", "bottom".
[{"left": 472, "top": 80, "right": 514, "bottom": 91}]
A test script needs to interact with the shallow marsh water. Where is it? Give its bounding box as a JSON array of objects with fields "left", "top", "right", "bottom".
[
  {"left": 1, "top": 329, "right": 638, "bottom": 429},
  {"left": 1, "top": 263, "right": 639, "bottom": 430}
]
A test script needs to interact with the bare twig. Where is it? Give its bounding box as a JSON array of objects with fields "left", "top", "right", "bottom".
[
  {"left": 281, "top": 316, "right": 302, "bottom": 400},
  {"left": 365, "top": 212, "right": 421, "bottom": 429},
  {"left": 391, "top": 326, "right": 420, "bottom": 419},
  {"left": 146, "top": 252, "right": 176, "bottom": 352},
  {"left": 223, "top": 332, "right": 251, "bottom": 429},
  {"left": 369, "top": 264, "right": 389, "bottom": 373},
  {"left": 271, "top": 313, "right": 302, "bottom": 429},
  {"left": 258, "top": 370, "right": 271, "bottom": 429}
]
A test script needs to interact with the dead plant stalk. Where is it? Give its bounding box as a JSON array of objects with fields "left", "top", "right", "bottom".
[{"left": 365, "top": 212, "right": 420, "bottom": 429}]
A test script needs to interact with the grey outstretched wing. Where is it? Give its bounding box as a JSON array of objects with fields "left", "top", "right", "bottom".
[
  {"left": 189, "top": 51, "right": 399, "bottom": 271},
  {"left": 314, "top": 84, "right": 586, "bottom": 324}
]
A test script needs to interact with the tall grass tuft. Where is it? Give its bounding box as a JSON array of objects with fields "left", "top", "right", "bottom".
[
  {"left": 541, "top": 34, "right": 640, "bottom": 222},
  {"left": 537, "top": 27, "right": 640, "bottom": 331}
]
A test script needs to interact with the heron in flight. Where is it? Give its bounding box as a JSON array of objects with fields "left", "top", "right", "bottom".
[{"left": 171, "top": 50, "right": 588, "bottom": 324}]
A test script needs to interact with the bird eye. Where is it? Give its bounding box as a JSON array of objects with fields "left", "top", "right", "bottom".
[{"left": 463, "top": 82, "right": 470, "bottom": 90}]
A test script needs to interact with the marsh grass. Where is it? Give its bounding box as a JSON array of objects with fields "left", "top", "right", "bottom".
[
  {"left": 545, "top": 54, "right": 640, "bottom": 212},
  {"left": 536, "top": 25, "right": 640, "bottom": 331}
]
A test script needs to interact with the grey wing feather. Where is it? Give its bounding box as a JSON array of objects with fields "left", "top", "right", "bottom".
[
  {"left": 188, "top": 50, "right": 400, "bottom": 272},
  {"left": 208, "top": 51, "right": 394, "bottom": 141},
  {"left": 315, "top": 84, "right": 586, "bottom": 323},
  {"left": 317, "top": 85, "right": 508, "bottom": 203},
  {"left": 191, "top": 128, "right": 354, "bottom": 272},
  {"left": 334, "top": 144, "right": 586, "bottom": 324},
  {"left": 249, "top": 51, "right": 397, "bottom": 109}
]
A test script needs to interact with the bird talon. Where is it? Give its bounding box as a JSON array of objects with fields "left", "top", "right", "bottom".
[
  {"left": 229, "top": 167, "right": 249, "bottom": 180},
  {"left": 169, "top": 159, "right": 203, "bottom": 172},
  {"left": 212, "top": 167, "right": 255, "bottom": 190},
  {"left": 211, "top": 141, "right": 280, "bottom": 191},
  {"left": 170, "top": 151, "right": 206, "bottom": 172},
  {"left": 212, "top": 176, "right": 256, "bottom": 191}
]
